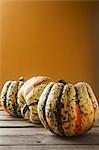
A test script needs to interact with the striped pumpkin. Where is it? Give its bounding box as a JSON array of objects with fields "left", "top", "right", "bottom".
[
  {"left": 38, "top": 80, "right": 98, "bottom": 136},
  {"left": 18, "top": 76, "right": 51, "bottom": 124},
  {"left": 1, "top": 77, "right": 24, "bottom": 117}
]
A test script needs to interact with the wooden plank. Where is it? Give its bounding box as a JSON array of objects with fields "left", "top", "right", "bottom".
[
  {"left": 0, "top": 120, "right": 42, "bottom": 128},
  {"left": 0, "top": 110, "right": 11, "bottom": 116},
  {"left": 95, "top": 120, "right": 99, "bottom": 127},
  {"left": 0, "top": 128, "right": 46, "bottom": 135},
  {"left": 0, "top": 145, "right": 98, "bottom": 150},
  {"left": 0, "top": 127, "right": 98, "bottom": 136},
  {"left": 0, "top": 107, "right": 3, "bottom": 111},
  {"left": 0, "top": 128, "right": 99, "bottom": 145},
  {"left": 0, "top": 110, "right": 23, "bottom": 120},
  {"left": 0, "top": 115, "right": 24, "bottom": 121}
]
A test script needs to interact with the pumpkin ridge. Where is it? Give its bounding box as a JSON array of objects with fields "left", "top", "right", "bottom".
[
  {"left": 44, "top": 83, "right": 65, "bottom": 135},
  {"left": 1, "top": 81, "right": 12, "bottom": 111},
  {"left": 5, "top": 82, "right": 12, "bottom": 109},
  {"left": 14, "top": 84, "right": 20, "bottom": 116},
  {"left": 74, "top": 83, "right": 95, "bottom": 135},
  {"left": 38, "top": 82, "right": 56, "bottom": 131},
  {"left": 42, "top": 84, "right": 54, "bottom": 132},
  {"left": 7, "top": 81, "right": 19, "bottom": 116},
  {"left": 66, "top": 84, "right": 77, "bottom": 136},
  {"left": 15, "top": 82, "right": 19, "bottom": 105},
  {"left": 14, "top": 79, "right": 24, "bottom": 117},
  {"left": 75, "top": 84, "right": 96, "bottom": 135},
  {"left": 74, "top": 87, "right": 82, "bottom": 135},
  {"left": 60, "top": 84, "right": 70, "bottom": 136},
  {"left": 85, "top": 85, "right": 97, "bottom": 129},
  {"left": 55, "top": 84, "right": 65, "bottom": 136},
  {"left": 61, "top": 84, "right": 77, "bottom": 136}
]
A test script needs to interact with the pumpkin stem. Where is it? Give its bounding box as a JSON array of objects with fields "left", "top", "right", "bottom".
[
  {"left": 18, "top": 76, "right": 24, "bottom": 82},
  {"left": 58, "top": 80, "right": 67, "bottom": 85}
]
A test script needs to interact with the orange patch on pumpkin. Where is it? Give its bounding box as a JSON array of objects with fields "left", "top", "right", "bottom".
[
  {"left": 3, "top": 107, "right": 10, "bottom": 114},
  {"left": 74, "top": 104, "right": 82, "bottom": 134},
  {"left": 1, "top": 101, "right": 10, "bottom": 114},
  {"left": 13, "top": 97, "right": 17, "bottom": 104}
]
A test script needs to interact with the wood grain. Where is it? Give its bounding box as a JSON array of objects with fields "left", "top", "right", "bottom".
[
  {"left": 0, "top": 120, "right": 42, "bottom": 128},
  {"left": 0, "top": 145, "right": 98, "bottom": 150},
  {"left": 0, "top": 127, "right": 98, "bottom": 136},
  {"left": 0, "top": 129, "right": 99, "bottom": 145},
  {"left": 0, "top": 115, "right": 24, "bottom": 121},
  {"left": 0, "top": 107, "right": 99, "bottom": 149}
]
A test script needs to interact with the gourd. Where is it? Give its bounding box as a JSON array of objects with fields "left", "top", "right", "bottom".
[
  {"left": 1, "top": 77, "right": 24, "bottom": 117},
  {"left": 0, "top": 97, "right": 1, "bottom": 106},
  {"left": 38, "top": 80, "right": 98, "bottom": 136},
  {"left": 18, "top": 76, "right": 51, "bottom": 124}
]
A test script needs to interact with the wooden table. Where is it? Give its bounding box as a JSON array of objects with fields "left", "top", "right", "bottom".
[{"left": 0, "top": 107, "right": 99, "bottom": 150}]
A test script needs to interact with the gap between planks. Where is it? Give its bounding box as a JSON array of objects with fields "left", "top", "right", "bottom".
[{"left": 0, "top": 127, "right": 98, "bottom": 136}]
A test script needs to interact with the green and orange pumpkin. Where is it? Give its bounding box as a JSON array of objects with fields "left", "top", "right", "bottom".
[
  {"left": 38, "top": 80, "right": 98, "bottom": 136},
  {"left": 1, "top": 77, "right": 24, "bottom": 117}
]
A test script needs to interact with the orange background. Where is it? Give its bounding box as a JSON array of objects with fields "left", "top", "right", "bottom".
[{"left": 0, "top": 1, "right": 99, "bottom": 97}]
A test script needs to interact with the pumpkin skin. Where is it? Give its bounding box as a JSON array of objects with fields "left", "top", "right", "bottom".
[
  {"left": 38, "top": 80, "right": 98, "bottom": 136},
  {"left": 0, "top": 77, "right": 24, "bottom": 117},
  {"left": 0, "top": 98, "right": 1, "bottom": 106},
  {"left": 18, "top": 76, "right": 51, "bottom": 124}
]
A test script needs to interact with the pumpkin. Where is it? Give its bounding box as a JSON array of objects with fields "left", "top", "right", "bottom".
[
  {"left": 38, "top": 80, "right": 98, "bottom": 136},
  {"left": 0, "top": 77, "right": 24, "bottom": 117},
  {"left": 18, "top": 76, "right": 51, "bottom": 124},
  {"left": 0, "top": 98, "right": 1, "bottom": 106}
]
